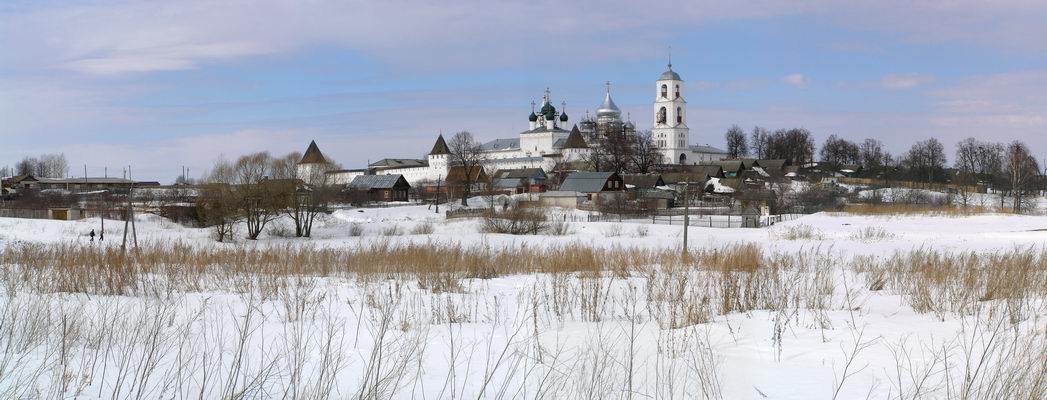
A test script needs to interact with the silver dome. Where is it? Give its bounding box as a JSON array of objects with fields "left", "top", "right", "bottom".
[
  {"left": 660, "top": 64, "right": 681, "bottom": 81},
  {"left": 595, "top": 91, "right": 620, "bottom": 117}
]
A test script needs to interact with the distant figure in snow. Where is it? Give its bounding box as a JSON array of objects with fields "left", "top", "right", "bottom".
[
  {"left": 99, "top": 230, "right": 104, "bottom": 241},
  {"left": 89, "top": 229, "right": 95, "bottom": 242}
]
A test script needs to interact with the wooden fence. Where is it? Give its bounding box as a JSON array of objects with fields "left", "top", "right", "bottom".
[{"left": 445, "top": 208, "right": 488, "bottom": 220}]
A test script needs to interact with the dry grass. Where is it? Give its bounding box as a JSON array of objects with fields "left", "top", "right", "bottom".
[
  {"left": 851, "top": 226, "right": 895, "bottom": 242},
  {"left": 381, "top": 224, "right": 402, "bottom": 236},
  {"left": 410, "top": 221, "right": 435, "bottom": 235},
  {"left": 851, "top": 247, "right": 1047, "bottom": 322},
  {"left": 348, "top": 222, "right": 364, "bottom": 236},
  {"left": 777, "top": 224, "right": 824, "bottom": 240},
  {"left": 1, "top": 238, "right": 1045, "bottom": 398},
  {"left": 838, "top": 203, "right": 992, "bottom": 216}
]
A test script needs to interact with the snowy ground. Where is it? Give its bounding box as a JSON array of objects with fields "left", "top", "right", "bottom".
[{"left": 0, "top": 205, "right": 1045, "bottom": 399}]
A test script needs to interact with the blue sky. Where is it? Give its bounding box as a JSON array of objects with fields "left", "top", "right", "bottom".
[{"left": 2, "top": 1, "right": 1047, "bottom": 181}]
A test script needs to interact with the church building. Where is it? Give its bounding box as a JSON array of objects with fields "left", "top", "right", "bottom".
[
  {"left": 301, "top": 62, "right": 726, "bottom": 186},
  {"left": 651, "top": 62, "right": 727, "bottom": 164}
]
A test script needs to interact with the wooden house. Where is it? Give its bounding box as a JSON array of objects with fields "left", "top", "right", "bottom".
[{"left": 348, "top": 174, "right": 411, "bottom": 202}]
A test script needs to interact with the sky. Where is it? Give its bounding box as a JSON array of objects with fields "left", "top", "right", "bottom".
[{"left": 2, "top": 0, "right": 1047, "bottom": 181}]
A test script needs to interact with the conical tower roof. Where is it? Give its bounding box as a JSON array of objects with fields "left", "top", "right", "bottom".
[
  {"left": 429, "top": 134, "right": 450, "bottom": 156},
  {"left": 563, "top": 125, "right": 588, "bottom": 149},
  {"left": 299, "top": 140, "right": 327, "bottom": 164}
]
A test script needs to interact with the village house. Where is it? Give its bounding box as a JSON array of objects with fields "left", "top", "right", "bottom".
[
  {"left": 491, "top": 168, "right": 548, "bottom": 194},
  {"left": 558, "top": 171, "right": 625, "bottom": 203},
  {"left": 347, "top": 174, "right": 411, "bottom": 202}
]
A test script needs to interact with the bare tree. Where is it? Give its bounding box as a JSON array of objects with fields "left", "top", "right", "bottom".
[
  {"left": 197, "top": 159, "right": 239, "bottom": 242},
  {"left": 14, "top": 154, "right": 69, "bottom": 177},
  {"left": 447, "top": 131, "right": 487, "bottom": 206},
  {"left": 270, "top": 152, "right": 303, "bottom": 181},
  {"left": 765, "top": 128, "right": 816, "bottom": 165},
  {"left": 954, "top": 138, "right": 984, "bottom": 207},
  {"left": 15, "top": 158, "right": 35, "bottom": 176},
  {"left": 40, "top": 154, "right": 70, "bottom": 178},
  {"left": 271, "top": 151, "right": 336, "bottom": 237},
  {"left": 859, "top": 139, "right": 886, "bottom": 173},
  {"left": 819, "top": 134, "right": 860, "bottom": 165},
  {"left": 233, "top": 152, "right": 283, "bottom": 240},
  {"left": 1004, "top": 141, "right": 1039, "bottom": 213},
  {"left": 750, "top": 126, "right": 770, "bottom": 159},
  {"left": 631, "top": 130, "right": 663, "bottom": 173},
  {"left": 601, "top": 132, "right": 634, "bottom": 173},
  {"left": 725, "top": 125, "right": 748, "bottom": 159},
  {"left": 902, "top": 138, "right": 946, "bottom": 184}
]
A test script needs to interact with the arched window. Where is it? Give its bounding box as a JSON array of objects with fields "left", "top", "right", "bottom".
[
  {"left": 679, "top": 153, "right": 687, "bottom": 164},
  {"left": 675, "top": 85, "right": 680, "bottom": 99},
  {"left": 660, "top": 84, "right": 667, "bottom": 98},
  {"left": 676, "top": 107, "right": 682, "bottom": 124},
  {"left": 657, "top": 107, "right": 667, "bottom": 124}
]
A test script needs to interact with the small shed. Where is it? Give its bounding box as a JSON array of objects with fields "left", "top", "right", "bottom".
[
  {"left": 539, "top": 191, "right": 587, "bottom": 208},
  {"left": 742, "top": 207, "right": 761, "bottom": 228},
  {"left": 48, "top": 208, "right": 82, "bottom": 221},
  {"left": 348, "top": 174, "right": 411, "bottom": 202}
]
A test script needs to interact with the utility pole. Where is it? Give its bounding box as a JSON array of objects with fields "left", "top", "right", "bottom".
[
  {"left": 434, "top": 177, "right": 442, "bottom": 213},
  {"left": 121, "top": 165, "right": 138, "bottom": 252},
  {"left": 682, "top": 181, "right": 689, "bottom": 255}
]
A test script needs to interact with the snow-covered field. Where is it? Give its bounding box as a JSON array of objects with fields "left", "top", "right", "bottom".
[{"left": 0, "top": 205, "right": 1044, "bottom": 399}]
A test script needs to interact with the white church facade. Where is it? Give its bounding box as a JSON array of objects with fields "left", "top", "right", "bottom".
[{"left": 301, "top": 63, "right": 726, "bottom": 186}]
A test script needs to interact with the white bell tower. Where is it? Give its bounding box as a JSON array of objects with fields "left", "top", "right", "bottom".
[{"left": 652, "top": 60, "right": 690, "bottom": 165}]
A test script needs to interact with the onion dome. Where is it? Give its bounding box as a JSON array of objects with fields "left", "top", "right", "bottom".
[
  {"left": 528, "top": 112, "right": 538, "bottom": 122},
  {"left": 596, "top": 91, "right": 620, "bottom": 118},
  {"left": 540, "top": 101, "right": 555, "bottom": 115},
  {"left": 560, "top": 112, "right": 568, "bottom": 122}
]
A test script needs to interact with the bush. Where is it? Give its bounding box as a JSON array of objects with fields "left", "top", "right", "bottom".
[
  {"left": 268, "top": 225, "right": 295, "bottom": 238},
  {"left": 602, "top": 224, "right": 623, "bottom": 237},
  {"left": 851, "top": 226, "right": 895, "bottom": 242},
  {"left": 348, "top": 222, "right": 364, "bottom": 237},
  {"left": 634, "top": 224, "right": 649, "bottom": 237},
  {"left": 411, "top": 221, "right": 435, "bottom": 235},
  {"left": 546, "top": 220, "right": 572, "bottom": 236},
  {"left": 481, "top": 208, "right": 547, "bottom": 235}
]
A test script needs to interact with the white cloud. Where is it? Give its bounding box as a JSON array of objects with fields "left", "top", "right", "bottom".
[
  {"left": 881, "top": 74, "right": 933, "bottom": 89},
  {"left": 4, "top": 1, "right": 1047, "bottom": 76},
  {"left": 782, "top": 73, "right": 808, "bottom": 87}
]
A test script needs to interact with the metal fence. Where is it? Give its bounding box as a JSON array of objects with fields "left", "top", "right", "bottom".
[
  {"left": 587, "top": 212, "right": 806, "bottom": 228},
  {"left": 0, "top": 208, "right": 50, "bottom": 219}
]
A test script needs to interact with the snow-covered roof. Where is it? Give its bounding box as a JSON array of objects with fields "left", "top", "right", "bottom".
[
  {"left": 481, "top": 138, "right": 520, "bottom": 151},
  {"left": 705, "top": 177, "right": 735, "bottom": 194}
]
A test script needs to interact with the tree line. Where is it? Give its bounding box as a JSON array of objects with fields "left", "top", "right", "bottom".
[
  {"left": 3, "top": 153, "right": 70, "bottom": 178},
  {"left": 197, "top": 151, "right": 338, "bottom": 241},
  {"left": 725, "top": 125, "right": 1043, "bottom": 213}
]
